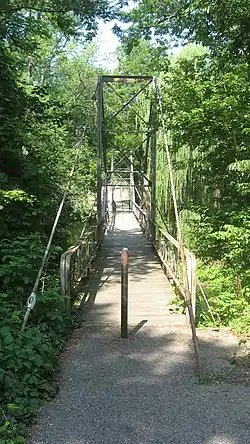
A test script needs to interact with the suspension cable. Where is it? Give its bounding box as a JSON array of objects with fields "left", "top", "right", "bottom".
[
  {"left": 154, "top": 77, "right": 201, "bottom": 374},
  {"left": 21, "top": 123, "right": 89, "bottom": 332}
]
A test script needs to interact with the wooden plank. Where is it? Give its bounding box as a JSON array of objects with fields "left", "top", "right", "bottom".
[{"left": 80, "top": 212, "right": 185, "bottom": 326}]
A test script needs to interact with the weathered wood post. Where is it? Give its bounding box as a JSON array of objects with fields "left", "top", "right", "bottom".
[{"left": 121, "top": 247, "right": 129, "bottom": 338}]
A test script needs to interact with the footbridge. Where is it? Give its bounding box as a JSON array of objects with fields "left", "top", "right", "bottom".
[
  {"left": 60, "top": 76, "right": 197, "bottom": 333},
  {"left": 25, "top": 76, "right": 250, "bottom": 444},
  {"left": 23, "top": 75, "right": 198, "bottom": 365}
]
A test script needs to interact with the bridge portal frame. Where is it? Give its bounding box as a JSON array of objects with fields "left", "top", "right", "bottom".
[{"left": 96, "top": 75, "right": 157, "bottom": 242}]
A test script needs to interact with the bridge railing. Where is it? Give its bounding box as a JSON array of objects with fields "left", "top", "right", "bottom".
[
  {"left": 133, "top": 202, "right": 196, "bottom": 319},
  {"left": 60, "top": 212, "right": 109, "bottom": 312}
]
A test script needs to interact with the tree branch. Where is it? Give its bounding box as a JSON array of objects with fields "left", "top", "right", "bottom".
[{"left": 0, "top": 6, "right": 82, "bottom": 14}]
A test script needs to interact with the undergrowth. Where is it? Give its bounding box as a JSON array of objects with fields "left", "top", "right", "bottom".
[
  {"left": 168, "top": 261, "right": 250, "bottom": 336},
  {"left": 0, "top": 235, "right": 80, "bottom": 444},
  {"left": 0, "top": 290, "right": 78, "bottom": 444},
  {"left": 0, "top": 232, "right": 87, "bottom": 437},
  {"left": 196, "top": 262, "right": 250, "bottom": 335}
]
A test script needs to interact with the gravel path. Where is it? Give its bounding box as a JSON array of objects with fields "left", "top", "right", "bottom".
[{"left": 29, "top": 325, "right": 250, "bottom": 444}]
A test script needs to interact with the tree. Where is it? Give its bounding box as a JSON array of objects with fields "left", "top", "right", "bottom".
[
  {"left": 117, "top": 39, "right": 169, "bottom": 75},
  {"left": 0, "top": 0, "right": 113, "bottom": 289},
  {"left": 119, "top": 0, "right": 250, "bottom": 63}
]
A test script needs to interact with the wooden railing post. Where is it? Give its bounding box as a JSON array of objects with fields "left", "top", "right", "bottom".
[
  {"left": 60, "top": 215, "right": 108, "bottom": 313},
  {"left": 121, "top": 247, "right": 129, "bottom": 338},
  {"left": 186, "top": 253, "right": 197, "bottom": 323}
]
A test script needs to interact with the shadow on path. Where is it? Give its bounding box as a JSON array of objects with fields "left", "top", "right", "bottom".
[
  {"left": 29, "top": 325, "right": 250, "bottom": 444},
  {"left": 77, "top": 211, "right": 182, "bottom": 325}
]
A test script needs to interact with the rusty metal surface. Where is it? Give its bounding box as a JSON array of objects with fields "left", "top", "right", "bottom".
[{"left": 102, "top": 75, "right": 153, "bottom": 83}]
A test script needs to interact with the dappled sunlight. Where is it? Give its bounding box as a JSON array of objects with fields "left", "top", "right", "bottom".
[
  {"left": 30, "top": 325, "right": 250, "bottom": 444},
  {"left": 204, "top": 437, "right": 237, "bottom": 444},
  {"left": 78, "top": 211, "right": 184, "bottom": 326}
]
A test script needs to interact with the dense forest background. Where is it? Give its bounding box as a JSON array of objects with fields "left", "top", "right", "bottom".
[{"left": 0, "top": 1, "right": 249, "bottom": 442}]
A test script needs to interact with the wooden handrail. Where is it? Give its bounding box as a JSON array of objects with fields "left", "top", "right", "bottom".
[
  {"left": 132, "top": 201, "right": 197, "bottom": 321},
  {"left": 60, "top": 212, "right": 109, "bottom": 312}
]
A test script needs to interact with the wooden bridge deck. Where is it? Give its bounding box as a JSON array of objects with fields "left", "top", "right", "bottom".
[{"left": 80, "top": 211, "right": 185, "bottom": 326}]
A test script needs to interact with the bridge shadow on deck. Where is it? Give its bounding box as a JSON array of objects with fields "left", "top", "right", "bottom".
[
  {"left": 78, "top": 228, "right": 157, "bottom": 317},
  {"left": 78, "top": 211, "right": 184, "bottom": 326}
]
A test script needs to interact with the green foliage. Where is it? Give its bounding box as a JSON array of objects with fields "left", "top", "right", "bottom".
[
  {"left": 155, "top": 46, "right": 250, "bottom": 333},
  {"left": 0, "top": 404, "right": 26, "bottom": 444},
  {"left": 197, "top": 264, "right": 248, "bottom": 327},
  {"left": 0, "top": 2, "right": 121, "bottom": 443},
  {"left": 0, "top": 285, "right": 76, "bottom": 442},
  {"left": 0, "top": 235, "right": 44, "bottom": 303},
  {"left": 0, "top": 294, "right": 23, "bottom": 330},
  {"left": 117, "top": 40, "right": 169, "bottom": 75},
  {"left": 230, "top": 307, "right": 250, "bottom": 336},
  {"left": 121, "top": 0, "right": 250, "bottom": 63},
  {"left": 0, "top": 322, "right": 65, "bottom": 441}
]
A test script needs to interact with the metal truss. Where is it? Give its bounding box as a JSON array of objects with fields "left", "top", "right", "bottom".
[{"left": 97, "top": 75, "right": 157, "bottom": 241}]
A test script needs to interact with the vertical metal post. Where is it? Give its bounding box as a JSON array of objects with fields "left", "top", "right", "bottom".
[
  {"left": 97, "top": 76, "right": 103, "bottom": 241},
  {"left": 103, "top": 173, "right": 108, "bottom": 216},
  {"left": 111, "top": 154, "right": 114, "bottom": 202},
  {"left": 144, "top": 103, "right": 152, "bottom": 175},
  {"left": 102, "top": 89, "right": 108, "bottom": 212},
  {"left": 150, "top": 102, "right": 157, "bottom": 243},
  {"left": 130, "top": 152, "right": 135, "bottom": 212},
  {"left": 121, "top": 247, "right": 128, "bottom": 338}
]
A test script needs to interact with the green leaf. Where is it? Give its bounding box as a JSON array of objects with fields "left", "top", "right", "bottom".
[
  {"left": 4, "top": 375, "right": 13, "bottom": 389},
  {"left": 0, "top": 368, "right": 4, "bottom": 382},
  {"left": 2, "top": 332, "right": 14, "bottom": 346},
  {"left": 23, "top": 276, "right": 30, "bottom": 284},
  {"left": 7, "top": 403, "right": 19, "bottom": 410},
  {"left": 0, "top": 420, "right": 10, "bottom": 432}
]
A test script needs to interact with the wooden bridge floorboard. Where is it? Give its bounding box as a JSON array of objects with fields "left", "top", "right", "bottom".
[{"left": 80, "top": 211, "right": 185, "bottom": 326}]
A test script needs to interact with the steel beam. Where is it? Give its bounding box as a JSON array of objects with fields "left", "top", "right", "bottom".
[
  {"left": 106, "top": 184, "right": 136, "bottom": 187},
  {"left": 150, "top": 99, "right": 157, "bottom": 243},
  {"left": 106, "top": 82, "right": 149, "bottom": 126},
  {"left": 102, "top": 75, "right": 153, "bottom": 83},
  {"left": 106, "top": 81, "right": 152, "bottom": 125},
  {"left": 97, "top": 76, "right": 103, "bottom": 239},
  {"left": 105, "top": 130, "right": 150, "bottom": 134},
  {"left": 112, "top": 137, "right": 148, "bottom": 173},
  {"left": 96, "top": 74, "right": 157, "bottom": 232}
]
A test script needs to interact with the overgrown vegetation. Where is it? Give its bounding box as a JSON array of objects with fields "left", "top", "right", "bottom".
[
  {"left": 156, "top": 48, "right": 250, "bottom": 334},
  {"left": 0, "top": 1, "right": 125, "bottom": 442},
  {"left": 0, "top": 292, "right": 75, "bottom": 443}
]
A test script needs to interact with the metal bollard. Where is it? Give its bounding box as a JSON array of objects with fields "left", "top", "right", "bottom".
[{"left": 121, "top": 247, "right": 128, "bottom": 338}]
